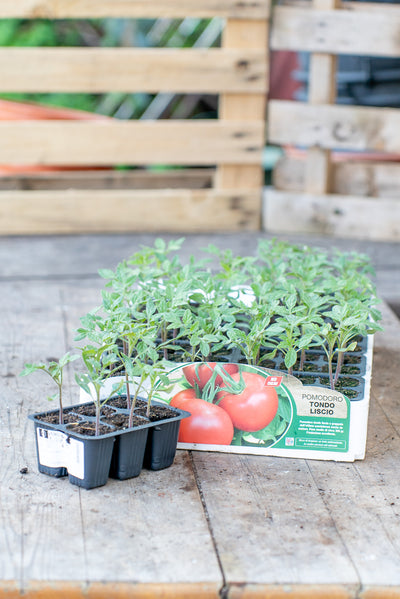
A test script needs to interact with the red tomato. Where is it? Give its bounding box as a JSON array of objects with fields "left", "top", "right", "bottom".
[
  {"left": 170, "top": 388, "right": 197, "bottom": 409},
  {"left": 176, "top": 397, "right": 234, "bottom": 445},
  {"left": 217, "top": 371, "right": 279, "bottom": 432},
  {"left": 182, "top": 362, "right": 238, "bottom": 390}
]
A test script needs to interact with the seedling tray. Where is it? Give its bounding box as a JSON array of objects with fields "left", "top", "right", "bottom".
[{"left": 29, "top": 399, "right": 189, "bottom": 488}]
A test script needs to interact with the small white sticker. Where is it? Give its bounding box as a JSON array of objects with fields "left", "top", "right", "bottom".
[{"left": 37, "top": 427, "right": 85, "bottom": 480}]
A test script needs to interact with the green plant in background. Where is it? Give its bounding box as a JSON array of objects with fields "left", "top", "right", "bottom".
[{"left": 20, "top": 352, "right": 79, "bottom": 424}]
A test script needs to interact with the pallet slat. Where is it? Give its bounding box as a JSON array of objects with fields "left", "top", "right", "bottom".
[
  {"left": 0, "top": 169, "right": 214, "bottom": 191},
  {"left": 268, "top": 100, "right": 400, "bottom": 154},
  {"left": 280, "top": 0, "right": 400, "bottom": 12},
  {"left": 0, "top": 48, "right": 267, "bottom": 94},
  {"left": 304, "top": 0, "right": 339, "bottom": 195},
  {"left": 0, "top": 120, "right": 264, "bottom": 166},
  {"left": 274, "top": 156, "right": 400, "bottom": 198},
  {"left": 0, "top": 0, "right": 269, "bottom": 19},
  {"left": 271, "top": 5, "right": 400, "bottom": 56},
  {"left": 263, "top": 188, "right": 400, "bottom": 241},
  {"left": 0, "top": 188, "right": 260, "bottom": 234},
  {"left": 216, "top": 19, "right": 268, "bottom": 190}
]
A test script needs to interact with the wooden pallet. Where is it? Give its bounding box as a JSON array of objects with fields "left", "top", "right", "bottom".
[
  {"left": 265, "top": 0, "right": 400, "bottom": 241},
  {"left": 0, "top": 0, "right": 269, "bottom": 234}
]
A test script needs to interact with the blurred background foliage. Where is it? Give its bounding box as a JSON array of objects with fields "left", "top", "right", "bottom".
[{"left": 0, "top": 18, "right": 222, "bottom": 119}]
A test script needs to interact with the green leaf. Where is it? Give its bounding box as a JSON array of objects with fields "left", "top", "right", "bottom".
[
  {"left": 298, "top": 333, "right": 315, "bottom": 349},
  {"left": 199, "top": 340, "right": 210, "bottom": 357},
  {"left": 75, "top": 373, "right": 91, "bottom": 394},
  {"left": 59, "top": 352, "right": 79, "bottom": 368},
  {"left": 265, "top": 323, "right": 285, "bottom": 336},
  {"left": 20, "top": 363, "right": 44, "bottom": 377},
  {"left": 154, "top": 238, "right": 166, "bottom": 251},
  {"left": 98, "top": 268, "right": 116, "bottom": 280},
  {"left": 344, "top": 341, "right": 358, "bottom": 352},
  {"left": 284, "top": 348, "right": 297, "bottom": 370}
]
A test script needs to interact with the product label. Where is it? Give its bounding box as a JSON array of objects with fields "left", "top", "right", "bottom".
[
  {"left": 274, "top": 384, "right": 350, "bottom": 452},
  {"left": 153, "top": 362, "right": 351, "bottom": 456},
  {"left": 36, "top": 428, "right": 85, "bottom": 479},
  {"left": 296, "top": 390, "right": 347, "bottom": 418}
]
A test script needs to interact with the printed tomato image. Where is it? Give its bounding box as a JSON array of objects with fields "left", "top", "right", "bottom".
[
  {"left": 169, "top": 388, "right": 197, "bottom": 410},
  {"left": 217, "top": 371, "right": 279, "bottom": 432},
  {"left": 182, "top": 362, "right": 238, "bottom": 390},
  {"left": 163, "top": 363, "right": 291, "bottom": 448},
  {"left": 171, "top": 394, "right": 234, "bottom": 445}
]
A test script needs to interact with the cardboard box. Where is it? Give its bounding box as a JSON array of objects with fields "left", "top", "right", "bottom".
[{"left": 80, "top": 334, "right": 373, "bottom": 462}]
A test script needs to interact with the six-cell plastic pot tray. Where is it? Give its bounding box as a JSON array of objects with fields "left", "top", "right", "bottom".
[{"left": 29, "top": 399, "right": 190, "bottom": 490}]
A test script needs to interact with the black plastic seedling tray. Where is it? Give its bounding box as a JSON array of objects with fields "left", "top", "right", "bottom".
[{"left": 29, "top": 399, "right": 189, "bottom": 489}]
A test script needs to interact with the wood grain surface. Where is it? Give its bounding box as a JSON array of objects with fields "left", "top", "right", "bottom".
[
  {"left": 0, "top": 121, "right": 264, "bottom": 166},
  {"left": 263, "top": 188, "right": 400, "bottom": 241},
  {"left": 268, "top": 101, "right": 400, "bottom": 154},
  {"left": 0, "top": 48, "right": 266, "bottom": 94},
  {"left": 0, "top": 188, "right": 260, "bottom": 234},
  {"left": 273, "top": 157, "right": 400, "bottom": 199},
  {"left": 271, "top": 5, "right": 400, "bottom": 56},
  {"left": 1, "top": 239, "right": 399, "bottom": 597},
  {"left": 0, "top": 0, "right": 270, "bottom": 19}
]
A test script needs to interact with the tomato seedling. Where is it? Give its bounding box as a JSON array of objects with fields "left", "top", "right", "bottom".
[{"left": 21, "top": 352, "right": 79, "bottom": 425}]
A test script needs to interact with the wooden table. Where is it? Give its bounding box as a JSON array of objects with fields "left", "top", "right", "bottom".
[{"left": 1, "top": 272, "right": 400, "bottom": 599}]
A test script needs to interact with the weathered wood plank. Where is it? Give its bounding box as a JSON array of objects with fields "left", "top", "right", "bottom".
[
  {"left": 305, "top": 147, "right": 333, "bottom": 194},
  {"left": 306, "top": 430, "right": 400, "bottom": 586},
  {"left": 273, "top": 156, "right": 400, "bottom": 198},
  {"left": 304, "top": 0, "right": 339, "bottom": 194},
  {"left": 191, "top": 452, "right": 359, "bottom": 586},
  {"left": 0, "top": 169, "right": 214, "bottom": 191},
  {"left": 228, "top": 585, "right": 356, "bottom": 598},
  {"left": 271, "top": 5, "right": 400, "bottom": 56},
  {"left": 77, "top": 453, "right": 221, "bottom": 584},
  {"left": 0, "top": 120, "right": 264, "bottom": 166},
  {"left": 0, "top": 281, "right": 85, "bottom": 582},
  {"left": 192, "top": 304, "right": 400, "bottom": 590},
  {"left": 0, "top": 188, "right": 260, "bottom": 234},
  {"left": 370, "top": 302, "right": 400, "bottom": 428},
  {"left": 0, "top": 0, "right": 270, "bottom": 19},
  {"left": 263, "top": 188, "right": 400, "bottom": 241},
  {"left": 216, "top": 19, "right": 268, "bottom": 191},
  {"left": 1, "top": 279, "right": 222, "bottom": 590},
  {"left": 307, "top": 0, "right": 338, "bottom": 107},
  {"left": 0, "top": 582, "right": 221, "bottom": 598},
  {"left": 280, "top": 0, "right": 400, "bottom": 11},
  {"left": 305, "top": 307, "right": 400, "bottom": 588},
  {"left": 0, "top": 48, "right": 266, "bottom": 94},
  {"left": 344, "top": 0, "right": 400, "bottom": 14},
  {"left": 281, "top": 0, "right": 400, "bottom": 14},
  {"left": 268, "top": 101, "right": 400, "bottom": 153}
]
